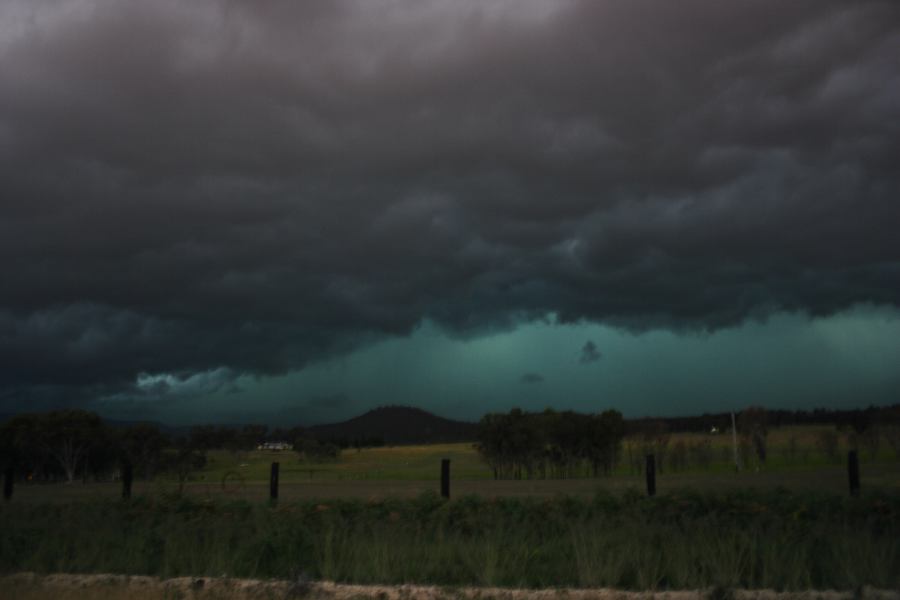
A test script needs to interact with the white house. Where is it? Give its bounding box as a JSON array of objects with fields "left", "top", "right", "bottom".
[{"left": 257, "top": 441, "right": 292, "bottom": 451}]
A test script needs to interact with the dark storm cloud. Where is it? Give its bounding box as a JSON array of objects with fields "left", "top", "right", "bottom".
[
  {"left": 1, "top": 0, "right": 899, "bottom": 407},
  {"left": 580, "top": 341, "right": 601, "bottom": 364},
  {"left": 520, "top": 373, "right": 544, "bottom": 385}
]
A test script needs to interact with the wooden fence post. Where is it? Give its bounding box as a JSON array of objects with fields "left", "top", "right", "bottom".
[
  {"left": 441, "top": 459, "right": 450, "bottom": 499},
  {"left": 121, "top": 461, "right": 133, "bottom": 500},
  {"left": 3, "top": 466, "right": 12, "bottom": 502},
  {"left": 270, "top": 462, "right": 280, "bottom": 502},
  {"left": 848, "top": 450, "right": 860, "bottom": 497},
  {"left": 645, "top": 454, "right": 656, "bottom": 497}
]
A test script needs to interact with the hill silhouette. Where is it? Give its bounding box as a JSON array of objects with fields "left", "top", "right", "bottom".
[{"left": 309, "top": 405, "right": 477, "bottom": 445}]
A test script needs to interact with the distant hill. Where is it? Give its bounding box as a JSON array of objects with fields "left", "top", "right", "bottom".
[{"left": 309, "top": 405, "right": 478, "bottom": 445}]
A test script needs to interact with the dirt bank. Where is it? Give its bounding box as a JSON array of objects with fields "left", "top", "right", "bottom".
[{"left": 2, "top": 573, "right": 898, "bottom": 600}]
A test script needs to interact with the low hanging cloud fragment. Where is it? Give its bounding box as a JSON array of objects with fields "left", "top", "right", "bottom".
[
  {"left": 520, "top": 373, "right": 545, "bottom": 385},
  {"left": 0, "top": 0, "right": 899, "bottom": 410},
  {"left": 580, "top": 341, "right": 602, "bottom": 364}
]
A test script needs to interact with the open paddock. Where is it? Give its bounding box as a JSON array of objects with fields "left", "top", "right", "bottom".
[{"left": 7, "top": 460, "right": 899, "bottom": 503}]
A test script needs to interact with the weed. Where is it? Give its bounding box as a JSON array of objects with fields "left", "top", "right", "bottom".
[{"left": 1, "top": 490, "right": 898, "bottom": 590}]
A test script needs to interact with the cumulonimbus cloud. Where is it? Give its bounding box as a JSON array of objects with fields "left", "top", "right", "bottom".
[{"left": 1, "top": 0, "right": 898, "bottom": 408}]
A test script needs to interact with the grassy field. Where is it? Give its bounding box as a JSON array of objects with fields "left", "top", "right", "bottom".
[
  {"left": 8, "top": 461, "right": 900, "bottom": 504},
  {"left": 197, "top": 425, "right": 895, "bottom": 482},
  {"left": 6, "top": 424, "right": 898, "bottom": 503},
  {"left": 2, "top": 490, "right": 899, "bottom": 590},
  {"left": 3, "top": 426, "right": 899, "bottom": 591},
  {"left": 204, "top": 442, "right": 491, "bottom": 482}
]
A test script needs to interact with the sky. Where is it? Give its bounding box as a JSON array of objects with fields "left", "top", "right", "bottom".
[{"left": 1, "top": 0, "right": 899, "bottom": 425}]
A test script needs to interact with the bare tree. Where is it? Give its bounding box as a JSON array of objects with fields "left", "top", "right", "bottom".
[
  {"left": 738, "top": 406, "right": 768, "bottom": 466},
  {"left": 164, "top": 442, "right": 207, "bottom": 494},
  {"left": 42, "top": 410, "right": 108, "bottom": 483}
]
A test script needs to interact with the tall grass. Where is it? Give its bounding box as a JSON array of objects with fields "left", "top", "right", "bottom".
[{"left": 1, "top": 489, "right": 898, "bottom": 590}]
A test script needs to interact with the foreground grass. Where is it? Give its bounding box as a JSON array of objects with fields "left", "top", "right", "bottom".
[{"left": 2, "top": 490, "right": 899, "bottom": 590}]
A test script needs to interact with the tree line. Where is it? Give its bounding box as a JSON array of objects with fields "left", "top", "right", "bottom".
[
  {"left": 0, "top": 410, "right": 192, "bottom": 484},
  {"left": 4, "top": 406, "right": 899, "bottom": 485},
  {"left": 0, "top": 410, "right": 375, "bottom": 485},
  {"left": 628, "top": 403, "right": 900, "bottom": 434},
  {"left": 624, "top": 406, "right": 900, "bottom": 474},
  {"left": 476, "top": 408, "right": 625, "bottom": 479},
  {"left": 480, "top": 406, "right": 900, "bottom": 479}
]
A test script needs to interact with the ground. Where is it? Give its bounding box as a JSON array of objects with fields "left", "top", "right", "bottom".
[
  {"left": 3, "top": 573, "right": 900, "bottom": 600},
  {"left": 8, "top": 425, "right": 900, "bottom": 502}
]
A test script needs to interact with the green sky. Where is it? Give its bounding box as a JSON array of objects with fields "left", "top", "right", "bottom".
[{"left": 148, "top": 305, "right": 900, "bottom": 425}]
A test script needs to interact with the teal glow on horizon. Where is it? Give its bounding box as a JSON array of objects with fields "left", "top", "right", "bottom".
[{"left": 133, "top": 305, "right": 900, "bottom": 426}]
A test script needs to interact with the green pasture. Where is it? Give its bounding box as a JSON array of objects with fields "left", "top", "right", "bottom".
[
  {"left": 202, "top": 442, "right": 491, "bottom": 483},
  {"left": 4, "top": 425, "right": 898, "bottom": 503},
  {"left": 8, "top": 453, "right": 899, "bottom": 505},
  {"left": 205, "top": 424, "right": 898, "bottom": 483}
]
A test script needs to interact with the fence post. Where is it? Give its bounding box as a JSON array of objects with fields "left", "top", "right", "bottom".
[
  {"left": 645, "top": 454, "right": 656, "bottom": 496},
  {"left": 3, "top": 466, "right": 12, "bottom": 501},
  {"left": 441, "top": 459, "right": 450, "bottom": 499},
  {"left": 847, "top": 450, "right": 860, "bottom": 497},
  {"left": 270, "top": 462, "right": 280, "bottom": 502},
  {"left": 121, "top": 461, "right": 133, "bottom": 500}
]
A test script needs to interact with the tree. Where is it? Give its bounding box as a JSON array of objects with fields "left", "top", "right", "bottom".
[
  {"left": 476, "top": 412, "right": 508, "bottom": 479},
  {"left": 237, "top": 425, "right": 267, "bottom": 452},
  {"left": 163, "top": 440, "right": 207, "bottom": 494},
  {"left": 41, "top": 410, "right": 109, "bottom": 483},
  {"left": 738, "top": 406, "right": 768, "bottom": 465},
  {"left": 0, "top": 414, "right": 50, "bottom": 479},
  {"left": 638, "top": 420, "right": 670, "bottom": 474},
  {"left": 506, "top": 408, "right": 544, "bottom": 479},
  {"left": 0, "top": 420, "right": 19, "bottom": 473},
  {"left": 190, "top": 425, "right": 237, "bottom": 451},
  {"left": 476, "top": 408, "right": 624, "bottom": 480},
  {"left": 587, "top": 410, "right": 624, "bottom": 475},
  {"left": 816, "top": 429, "right": 840, "bottom": 463},
  {"left": 119, "top": 424, "right": 168, "bottom": 480},
  {"left": 294, "top": 438, "right": 340, "bottom": 462}
]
